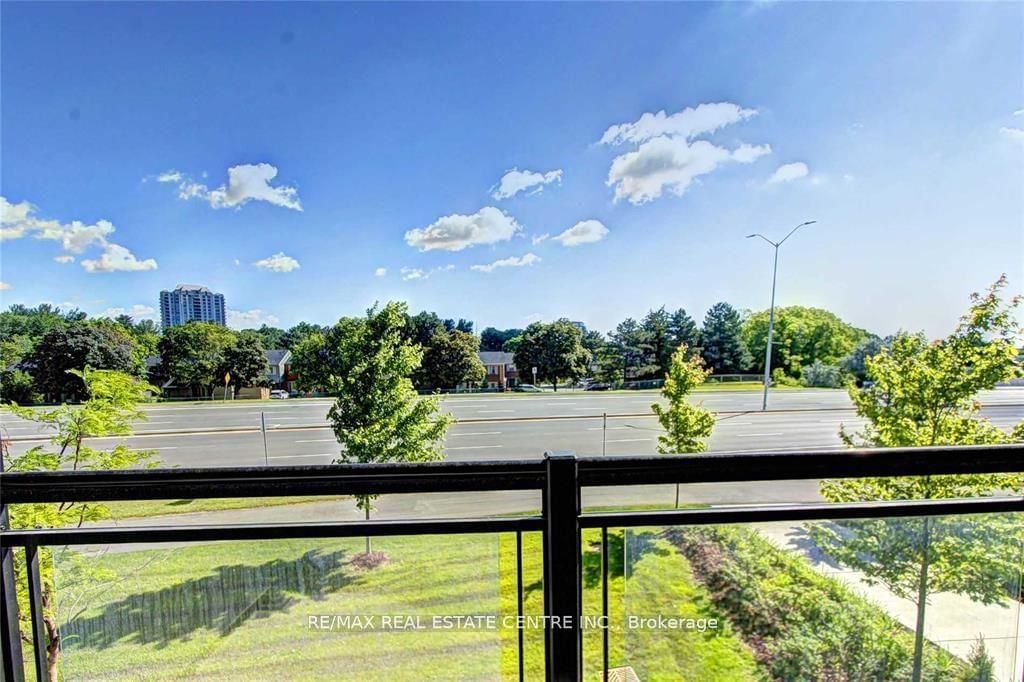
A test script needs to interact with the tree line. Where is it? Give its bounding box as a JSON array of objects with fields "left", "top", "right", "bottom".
[{"left": 1, "top": 297, "right": 882, "bottom": 403}]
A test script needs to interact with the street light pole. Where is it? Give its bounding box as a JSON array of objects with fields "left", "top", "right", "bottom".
[{"left": 747, "top": 220, "right": 816, "bottom": 411}]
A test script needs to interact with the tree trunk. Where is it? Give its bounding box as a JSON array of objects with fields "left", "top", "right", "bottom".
[
  {"left": 911, "top": 517, "right": 933, "bottom": 682},
  {"left": 364, "top": 505, "right": 372, "bottom": 555},
  {"left": 43, "top": 597, "right": 60, "bottom": 682}
]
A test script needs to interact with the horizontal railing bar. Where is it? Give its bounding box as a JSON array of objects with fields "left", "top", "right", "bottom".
[
  {"left": 579, "top": 496, "right": 1024, "bottom": 529},
  {"left": 577, "top": 444, "right": 1024, "bottom": 486},
  {"left": 3, "top": 445, "right": 1022, "bottom": 505},
  {"left": 0, "top": 460, "right": 548, "bottom": 503},
  {"left": 0, "top": 515, "right": 546, "bottom": 547}
]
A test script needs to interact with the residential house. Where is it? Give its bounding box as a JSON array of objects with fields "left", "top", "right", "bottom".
[
  {"left": 265, "top": 349, "right": 292, "bottom": 390},
  {"left": 478, "top": 351, "right": 519, "bottom": 390}
]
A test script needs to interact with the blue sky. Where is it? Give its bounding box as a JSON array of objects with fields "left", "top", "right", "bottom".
[{"left": 1, "top": 2, "right": 1021, "bottom": 337}]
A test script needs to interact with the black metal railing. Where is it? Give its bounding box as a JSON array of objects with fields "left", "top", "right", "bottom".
[{"left": 2, "top": 443, "right": 1023, "bottom": 681}]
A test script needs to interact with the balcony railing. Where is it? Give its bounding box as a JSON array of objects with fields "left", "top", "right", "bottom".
[{"left": 2, "top": 444, "right": 1023, "bottom": 681}]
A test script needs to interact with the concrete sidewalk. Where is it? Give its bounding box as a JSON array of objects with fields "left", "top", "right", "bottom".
[{"left": 757, "top": 521, "right": 1023, "bottom": 681}]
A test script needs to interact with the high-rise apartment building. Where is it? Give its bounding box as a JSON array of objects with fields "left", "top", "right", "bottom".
[{"left": 159, "top": 285, "right": 226, "bottom": 328}]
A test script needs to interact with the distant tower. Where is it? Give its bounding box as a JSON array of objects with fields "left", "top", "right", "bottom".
[{"left": 159, "top": 285, "right": 226, "bottom": 327}]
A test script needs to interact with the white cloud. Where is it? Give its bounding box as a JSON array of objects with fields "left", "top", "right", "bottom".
[
  {"left": 401, "top": 264, "right": 454, "bottom": 281},
  {"left": 532, "top": 233, "right": 550, "bottom": 245},
  {"left": 1014, "top": 109, "right": 1024, "bottom": 117},
  {"left": 471, "top": 253, "right": 541, "bottom": 273},
  {"left": 2, "top": 196, "right": 158, "bottom": 272},
  {"left": 81, "top": 243, "right": 158, "bottom": 273},
  {"left": 1000, "top": 127, "right": 1024, "bottom": 144},
  {"left": 374, "top": 267, "right": 387, "bottom": 277},
  {"left": 607, "top": 137, "right": 770, "bottom": 204},
  {"left": 0, "top": 281, "right": 10, "bottom": 291},
  {"left": 768, "top": 162, "right": 810, "bottom": 184},
  {"left": 157, "top": 163, "right": 302, "bottom": 211},
  {"left": 600, "top": 102, "right": 757, "bottom": 146},
  {"left": 405, "top": 206, "right": 522, "bottom": 251},
  {"left": 490, "top": 168, "right": 563, "bottom": 200},
  {"left": 553, "top": 220, "right": 609, "bottom": 247},
  {"left": 227, "top": 308, "right": 280, "bottom": 329},
  {"left": 253, "top": 251, "right": 301, "bottom": 272},
  {"left": 101, "top": 304, "right": 157, "bottom": 320}
]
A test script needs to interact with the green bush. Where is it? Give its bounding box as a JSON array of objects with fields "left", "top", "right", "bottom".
[
  {"left": 800, "top": 360, "right": 842, "bottom": 388},
  {"left": 771, "top": 367, "right": 802, "bottom": 388},
  {"left": 959, "top": 637, "right": 995, "bottom": 682},
  {"left": 666, "top": 525, "right": 962, "bottom": 680},
  {"left": 0, "top": 368, "right": 40, "bottom": 404}
]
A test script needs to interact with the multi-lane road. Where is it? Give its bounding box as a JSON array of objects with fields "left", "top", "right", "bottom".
[{"left": 3, "top": 388, "right": 1023, "bottom": 470}]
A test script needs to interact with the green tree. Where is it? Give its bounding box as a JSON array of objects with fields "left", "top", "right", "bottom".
[
  {"left": 668, "top": 308, "right": 700, "bottom": 352},
  {"left": 290, "top": 330, "right": 329, "bottom": 392},
  {"left": 220, "top": 331, "right": 268, "bottom": 389},
  {"left": 5, "top": 369, "right": 158, "bottom": 681},
  {"left": 319, "top": 302, "right": 454, "bottom": 554},
  {"left": 841, "top": 335, "right": 890, "bottom": 385},
  {"left": 480, "top": 327, "right": 523, "bottom": 352},
  {"left": 418, "top": 329, "right": 486, "bottom": 390},
  {"left": 812, "top": 276, "right": 1024, "bottom": 682},
  {"left": 280, "top": 321, "right": 326, "bottom": 350},
  {"left": 246, "top": 324, "right": 286, "bottom": 350},
  {"left": 28, "top": 321, "right": 141, "bottom": 402},
  {"left": 742, "top": 305, "right": 868, "bottom": 378},
  {"left": 651, "top": 345, "right": 716, "bottom": 507},
  {"left": 700, "top": 302, "right": 751, "bottom": 374},
  {"left": 156, "top": 322, "right": 236, "bottom": 396},
  {"left": 600, "top": 318, "right": 648, "bottom": 384},
  {"left": 641, "top": 307, "right": 674, "bottom": 379},
  {"left": 512, "top": 319, "right": 591, "bottom": 391}
]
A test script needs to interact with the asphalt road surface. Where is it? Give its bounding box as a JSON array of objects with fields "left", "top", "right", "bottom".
[{"left": 4, "top": 388, "right": 1022, "bottom": 472}]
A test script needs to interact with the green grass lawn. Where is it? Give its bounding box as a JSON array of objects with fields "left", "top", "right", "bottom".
[
  {"left": 52, "top": 529, "right": 758, "bottom": 681},
  {"left": 105, "top": 496, "right": 350, "bottom": 520}
]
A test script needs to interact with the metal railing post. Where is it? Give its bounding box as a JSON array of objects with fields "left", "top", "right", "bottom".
[
  {"left": 1, "top": 437, "right": 26, "bottom": 682},
  {"left": 542, "top": 451, "right": 581, "bottom": 682}
]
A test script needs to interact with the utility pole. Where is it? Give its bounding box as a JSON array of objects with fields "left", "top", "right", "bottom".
[{"left": 747, "top": 220, "right": 816, "bottom": 410}]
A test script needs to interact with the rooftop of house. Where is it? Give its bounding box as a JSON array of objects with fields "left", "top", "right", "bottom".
[{"left": 478, "top": 351, "right": 515, "bottom": 366}]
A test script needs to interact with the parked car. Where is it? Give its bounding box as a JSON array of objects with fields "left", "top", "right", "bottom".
[
  {"left": 514, "top": 384, "right": 543, "bottom": 393},
  {"left": 585, "top": 382, "right": 612, "bottom": 391},
  {"left": 270, "top": 389, "right": 289, "bottom": 399}
]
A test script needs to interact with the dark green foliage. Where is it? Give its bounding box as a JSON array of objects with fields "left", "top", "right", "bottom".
[
  {"left": 220, "top": 332, "right": 268, "bottom": 389},
  {"left": 480, "top": 327, "right": 523, "bottom": 352},
  {"left": 27, "top": 322, "right": 140, "bottom": 402},
  {"left": 667, "top": 525, "right": 962, "bottom": 681},
  {"left": 512, "top": 319, "right": 591, "bottom": 390},
  {"left": 701, "top": 302, "right": 751, "bottom": 374}
]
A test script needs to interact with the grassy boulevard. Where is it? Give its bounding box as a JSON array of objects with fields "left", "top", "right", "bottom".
[
  {"left": 53, "top": 528, "right": 760, "bottom": 681},
  {"left": 44, "top": 509, "right": 963, "bottom": 681}
]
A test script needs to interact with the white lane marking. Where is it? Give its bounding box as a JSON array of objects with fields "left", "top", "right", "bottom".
[
  {"left": 572, "top": 408, "right": 602, "bottom": 411},
  {"left": 448, "top": 432, "right": 502, "bottom": 437},
  {"left": 605, "top": 438, "right": 652, "bottom": 443},
  {"left": 267, "top": 453, "right": 335, "bottom": 459},
  {"left": 586, "top": 426, "right": 631, "bottom": 431},
  {"left": 141, "top": 421, "right": 173, "bottom": 425},
  {"left": 477, "top": 410, "right": 514, "bottom": 414},
  {"left": 295, "top": 439, "right": 336, "bottom": 443},
  {"left": 448, "top": 445, "right": 504, "bottom": 451},
  {"left": 718, "top": 421, "right": 754, "bottom": 426},
  {"left": 736, "top": 432, "right": 784, "bottom": 437},
  {"left": 546, "top": 401, "right": 577, "bottom": 405},
  {"left": 155, "top": 446, "right": 178, "bottom": 450}
]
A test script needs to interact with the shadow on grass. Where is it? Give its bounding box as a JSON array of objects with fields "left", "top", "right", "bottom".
[
  {"left": 582, "top": 530, "right": 668, "bottom": 589},
  {"left": 61, "top": 549, "right": 355, "bottom": 651}
]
